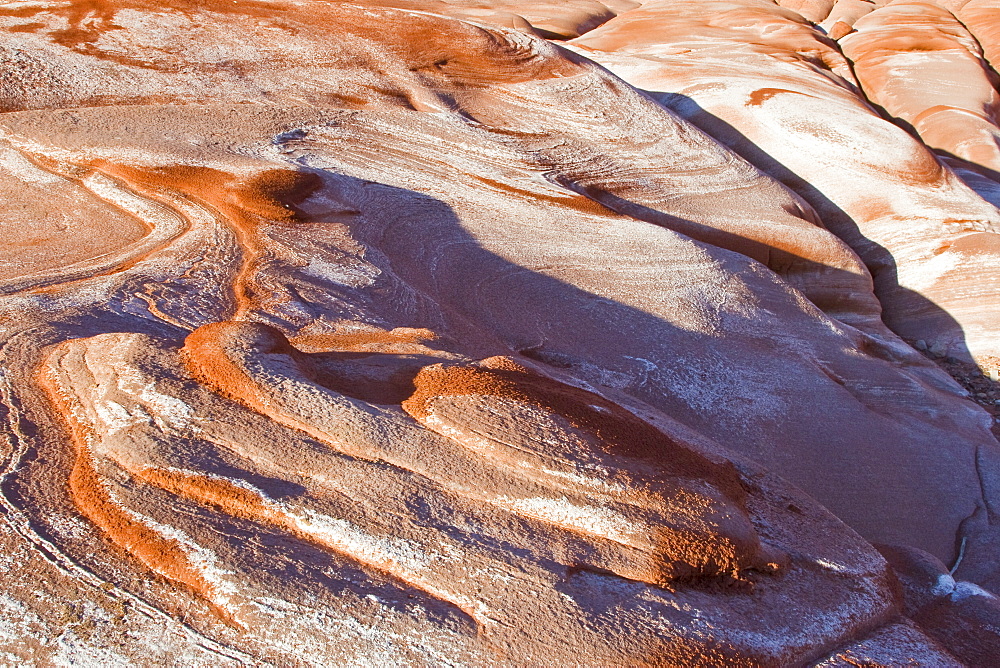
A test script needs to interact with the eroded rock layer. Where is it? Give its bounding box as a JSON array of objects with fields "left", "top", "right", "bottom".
[
  {"left": 1, "top": 0, "right": 999, "bottom": 664},
  {"left": 840, "top": 1, "right": 1000, "bottom": 173},
  {"left": 571, "top": 0, "right": 1000, "bottom": 368}
]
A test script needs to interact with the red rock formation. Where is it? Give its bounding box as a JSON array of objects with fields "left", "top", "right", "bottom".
[
  {"left": 820, "top": 0, "right": 876, "bottom": 36},
  {"left": 956, "top": 0, "right": 1000, "bottom": 76},
  {"left": 841, "top": 1, "right": 1000, "bottom": 174},
  {"left": 777, "top": 0, "right": 837, "bottom": 22},
  {"left": 0, "top": 0, "right": 997, "bottom": 663},
  {"left": 572, "top": 0, "right": 1000, "bottom": 368},
  {"left": 34, "top": 328, "right": 934, "bottom": 663}
]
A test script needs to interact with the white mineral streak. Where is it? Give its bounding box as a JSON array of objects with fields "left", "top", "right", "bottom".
[{"left": 498, "top": 495, "right": 641, "bottom": 545}]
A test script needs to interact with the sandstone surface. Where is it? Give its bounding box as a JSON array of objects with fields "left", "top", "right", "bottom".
[
  {"left": 0, "top": 0, "right": 999, "bottom": 664},
  {"left": 840, "top": 1, "right": 1000, "bottom": 174},
  {"left": 572, "top": 0, "right": 1000, "bottom": 368}
]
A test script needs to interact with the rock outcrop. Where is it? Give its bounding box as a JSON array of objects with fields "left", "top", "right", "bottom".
[
  {"left": 572, "top": 0, "right": 1000, "bottom": 368},
  {"left": 1, "top": 0, "right": 999, "bottom": 664}
]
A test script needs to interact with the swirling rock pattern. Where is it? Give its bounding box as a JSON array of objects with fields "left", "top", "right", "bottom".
[{"left": 0, "top": 0, "right": 998, "bottom": 664}]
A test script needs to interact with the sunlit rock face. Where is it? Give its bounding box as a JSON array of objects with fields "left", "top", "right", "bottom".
[
  {"left": 571, "top": 0, "right": 1000, "bottom": 368},
  {"left": 840, "top": 1, "right": 1000, "bottom": 173},
  {"left": 1, "top": 0, "right": 999, "bottom": 664},
  {"left": 954, "top": 0, "right": 1000, "bottom": 73}
]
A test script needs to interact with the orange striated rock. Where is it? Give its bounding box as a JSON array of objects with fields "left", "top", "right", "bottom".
[
  {"left": 572, "top": 0, "right": 1000, "bottom": 367},
  {"left": 955, "top": 0, "right": 1000, "bottom": 76},
  {"left": 32, "top": 327, "right": 930, "bottom": 663},
  {"left": 820, "top": 0, "right": 877, "bottom": 34},
  {"left": 0, "top": 0, "right": 998, "bottom": 664},
  {"left": 840, "top": 1, "right": 1000, "bottom": 174}
]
